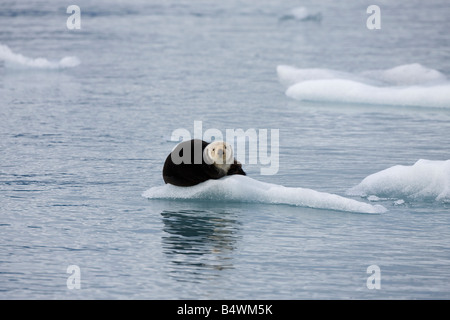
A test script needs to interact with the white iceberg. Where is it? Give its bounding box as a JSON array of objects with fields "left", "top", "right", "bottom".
[
  {"left": 277, "top": 64, "right": 450, "bottom": 108},
  {"left": 279, "top": 7, "right": 322, "bottom": 22},
  {"left": 347, "top": 159, "right": 450, "bottom": 203},
  {"left": 0, "top": 43, "right": 80, "bottom": 69},
  {"left": 143, "top": 175, "right": 387, "bottom": 214}
]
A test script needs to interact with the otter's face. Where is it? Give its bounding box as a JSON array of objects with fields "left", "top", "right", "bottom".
[{"left": 203, "top": 141, "right": 233, "bottom": 171}]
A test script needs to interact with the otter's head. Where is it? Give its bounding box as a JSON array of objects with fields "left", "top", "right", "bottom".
[{"left": 203, "top": 141, "right": 233, "bottom": 172}]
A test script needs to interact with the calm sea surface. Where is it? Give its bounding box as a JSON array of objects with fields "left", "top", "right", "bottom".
[{"left": 1, "top": 0, "right": 449, "bottom": 299}]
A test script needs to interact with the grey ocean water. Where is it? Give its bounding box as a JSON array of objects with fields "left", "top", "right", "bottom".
[{"left": 1, "top": 0, "right": 450, "bottom": 299}]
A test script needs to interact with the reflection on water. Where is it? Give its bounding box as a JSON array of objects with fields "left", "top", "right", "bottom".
[{"left": 161, "top": 207, "right": 240, "bottom": 282}]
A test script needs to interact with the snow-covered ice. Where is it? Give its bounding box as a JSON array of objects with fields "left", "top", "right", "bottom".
[
  {"left": 347, "top": 159, "right": 450, "bottom": 203},
  {"left": 143, "top": 175, "right": 387, "bottom": 214},
  {"left": 277, "top": 64, "right": 450, "bottom": 108}
]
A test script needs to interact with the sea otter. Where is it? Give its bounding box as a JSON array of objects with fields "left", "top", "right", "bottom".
[{"left": 162, "top": 139, "right": 246, "bottom": 187}]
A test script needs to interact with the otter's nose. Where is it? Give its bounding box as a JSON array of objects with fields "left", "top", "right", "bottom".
[{"left": 217, "top": 149, "right": 224, "bottom": 157}]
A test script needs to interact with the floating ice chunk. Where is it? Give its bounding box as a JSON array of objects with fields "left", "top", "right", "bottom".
[
  {"left": 285, "top": 78, "right": 450, "bottom": 108},
  {"left": 0, "top": 43, "right": 80, "bottom": 69},
  {"left": 367, "top": 195, "right": 381, "bottom": 202},
  {"left": 347, "top": 159, "right": 450, "bottom": 203},
  {"left": 277, "top": 64, "right": 450, "bottom": 108},
  {"left": 280, "top": 7, "right": 322, "bottom": 22},
  {"left": 143, "top": 175, "right": 387, "bottom": 214}
]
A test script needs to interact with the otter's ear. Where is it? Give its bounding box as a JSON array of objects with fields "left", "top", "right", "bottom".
[{"left": 203, "top": 147, "right": 214, "bottom": 165}]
